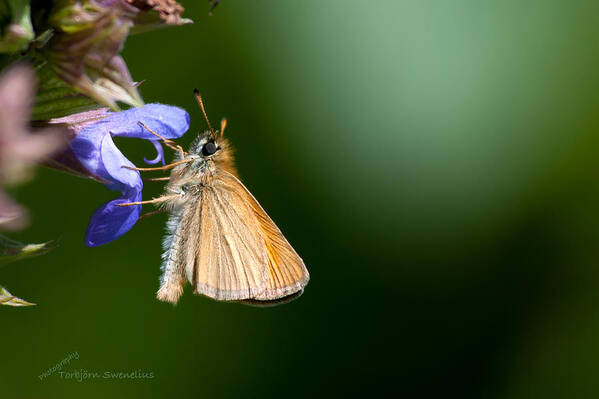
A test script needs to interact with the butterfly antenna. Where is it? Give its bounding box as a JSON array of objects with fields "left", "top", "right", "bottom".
[
  {"left": 193, "top": 89, "right": 215, "bottom": 135},
  {"left": 219, "top": 117, "right": 227, "bottom": 138}
]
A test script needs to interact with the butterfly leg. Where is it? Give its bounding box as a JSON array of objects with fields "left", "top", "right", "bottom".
[
  {"left": 122, "top": 158, "right": 192, "bottom": 172},
  {"left": 138, "top": 209, "right": 166, "bottom": 221},
  {"left": 143, "top": 177, "right": 171, "bottom": 182},
  {"left": 138, "top": 121, "right": 186, "bottom": 159},
  {"left": 116, "top": 194, "right": 181, "bottom": 207}
]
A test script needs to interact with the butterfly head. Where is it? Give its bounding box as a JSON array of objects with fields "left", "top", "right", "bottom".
[
  {"left": 189, "top": 130, "right": 222, "bottom": 158},
  {"left": 187, "top": 90, "right": 236, "bottom": 175},
  {"left": 186, "top": 126, "right": 235, "bottom": 176}
]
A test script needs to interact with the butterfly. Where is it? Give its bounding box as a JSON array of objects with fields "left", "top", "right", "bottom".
[{"left": 120, "top": 91, "right": 309, "bottom": 306}]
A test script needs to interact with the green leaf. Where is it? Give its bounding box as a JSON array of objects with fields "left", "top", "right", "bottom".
[
  {"left": 0, "top": 235, "right": 54, "bottom": 267},
  {"left": 32, "top": 61, "right": 101, "bottom": 120},
  {"left": 0, "top": 285, "right": 35, "bottom": 306},
  {"left": 0, "top": 0, "right": 34, "bottom": 54}
]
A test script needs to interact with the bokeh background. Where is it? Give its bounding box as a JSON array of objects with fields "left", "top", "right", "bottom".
[{"left": 3, "top": 0, "right": 599, "bottom": 397}]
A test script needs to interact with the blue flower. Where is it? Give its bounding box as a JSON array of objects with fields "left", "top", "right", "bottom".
[{"left": 70, "top": 104, "right": 190, "bottom": 247}]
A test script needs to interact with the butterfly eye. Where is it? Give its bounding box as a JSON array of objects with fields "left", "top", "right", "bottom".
[{"left": 202, "top": 141, "right": 217, "bottom": 156}]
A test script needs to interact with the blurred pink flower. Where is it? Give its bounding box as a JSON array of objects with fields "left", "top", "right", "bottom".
[{"left": 0, "top": 64, "right": 68, "bottom": 230}]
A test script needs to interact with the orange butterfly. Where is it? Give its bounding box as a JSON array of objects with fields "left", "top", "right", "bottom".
[{"left": 119, "top": 91, "right": 309, "bottom": 306}]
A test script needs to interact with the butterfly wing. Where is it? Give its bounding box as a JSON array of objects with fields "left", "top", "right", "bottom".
[
  {"left": 158, "top": 170, "right": 309, "bottom": 304},
  {"left": 211, "top": 172, "right": 310, "bottom": 303},
  {"left": 192, "top": 175, "right": 270, "bottom": 300}
]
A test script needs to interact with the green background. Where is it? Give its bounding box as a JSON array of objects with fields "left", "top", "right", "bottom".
[{"left": 3, "top": 0, "right": 599, "bottom": 397}]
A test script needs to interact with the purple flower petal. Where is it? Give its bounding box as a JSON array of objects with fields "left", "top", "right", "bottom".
[
  {"left": 100, "top": 133, "right": 141, "bottom": 191},
  {"left": 94, "top": 104, "right": 190, "bottom": 140},
  {"left": 144, "top": 140, "right": 165, "bottom": 165},
  {"left": 69, "top": 103, "right": 190, "bottom": 246},
  {"left": 85, "top": 189, "right": 141, "bottom": 247}
]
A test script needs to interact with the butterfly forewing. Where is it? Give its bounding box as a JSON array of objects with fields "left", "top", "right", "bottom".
[
  {"left": 238, "top": 179, "right": 310, "bottom": 301},
  {"left": 193, "top": 176, "right": 270, "bottom": 300},
  {"left": 215, "top": 172, "right": 310, "bottom": 302}
]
